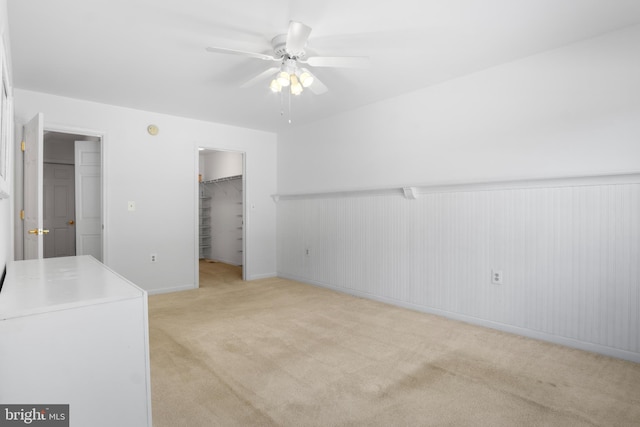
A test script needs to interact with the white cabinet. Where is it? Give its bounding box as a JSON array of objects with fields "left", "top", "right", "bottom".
[{"left": 0, "top": 256, "right": 152, "bottom": 427}]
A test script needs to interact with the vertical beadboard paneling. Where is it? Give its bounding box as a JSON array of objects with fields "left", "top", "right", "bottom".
[{"left": 277, "top": 181, "right": 640, "bottom": 361}]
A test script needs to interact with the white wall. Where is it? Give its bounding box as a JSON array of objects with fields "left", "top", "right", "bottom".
[
  {"left": 200, "top": 150, "right": 242, "bottom": 182},
  {"left": 13, "top": 89, "right": 277, "bottom": 292},
  {"left": 278, "top": 177, "right": 640, "bottom": 362},
  {"left": 276, "top": 25, "right": 640, "bottom": 362},
  {"left": 0, "top": 0, "right": 13, "bottom": 274},
  {"left": 278, "top": 25, "right": 640, "bottom": 194}
]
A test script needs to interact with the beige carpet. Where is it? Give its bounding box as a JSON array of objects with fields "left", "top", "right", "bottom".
[{"left": 149, "top": 261, "right": 640, "bottom": 426}]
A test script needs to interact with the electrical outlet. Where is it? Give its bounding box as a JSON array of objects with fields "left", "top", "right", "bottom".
[
  {"left": 491, "top": 269, "right": 503, "bottom": 285},
  {"left": 150, "top": 253, "right": 158, "bottom": 263},
  {"left": 305, "top": 248, "right": 310, "bottom": 256}
]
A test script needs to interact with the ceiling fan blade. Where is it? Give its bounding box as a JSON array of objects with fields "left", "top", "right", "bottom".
[
  {"left": 240, "top": 67, "right": 279, "bottom": 88},
  {"left": 206, "top": 46, "right": 278, "bottom": 62},
  {"left": 304, "top": 56, "right": 370, "bottom": 69},
  {"left": 299, "top": 68, "right": 328, "bottom": 95},
  {"left": 308, "top": 77, "right": 328, "bottom": 95},
  {"left": 286, "top": 21, "right": 312, "bottom": 56}
]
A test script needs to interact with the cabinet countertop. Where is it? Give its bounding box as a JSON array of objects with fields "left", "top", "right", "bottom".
[{"left": 0, "top": 255, "right": 145, "bottom": 321}]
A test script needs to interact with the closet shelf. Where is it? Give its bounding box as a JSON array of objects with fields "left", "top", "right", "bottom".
[
  {"left": 201, "top": 175, "right": 242, "bottom": 184},
  {"left": 199, "top": 182, "right": 212, "bottom": 259},
  {"left": 198, "top": 174, "right": 243, "bottom": 265}
]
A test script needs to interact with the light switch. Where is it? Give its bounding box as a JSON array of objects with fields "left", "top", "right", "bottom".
[{"left": 128, "top": 201, "right": 136, "bottom": 211}]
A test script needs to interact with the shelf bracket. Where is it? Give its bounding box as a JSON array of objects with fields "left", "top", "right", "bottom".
[{"left": 402, "top": 187, "right": 419, "bottom": 200}]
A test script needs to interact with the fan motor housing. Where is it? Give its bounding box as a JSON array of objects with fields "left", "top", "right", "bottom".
[{"left": 271, "top": 34, "right": 306, "bottom": 60}]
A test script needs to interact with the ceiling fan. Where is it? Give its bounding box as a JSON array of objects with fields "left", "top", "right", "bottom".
[{"left": 206, "top": 21, "right": 369, "bottom": 96}]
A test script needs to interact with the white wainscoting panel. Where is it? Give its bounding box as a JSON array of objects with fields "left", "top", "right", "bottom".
[{"left": 277, "top": 179, "right": 640, "bottom": 362}]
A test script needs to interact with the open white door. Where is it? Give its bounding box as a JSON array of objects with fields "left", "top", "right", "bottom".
[
  {"left": 23, "top": 113, "right": 45, "bottom": 259},
  {"left": 74, "top": 140, "right": 102, "bottom": 261}
]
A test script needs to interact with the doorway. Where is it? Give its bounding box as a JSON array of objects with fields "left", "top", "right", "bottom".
[
  {"left": 197, "top": 148, "right": 246, "bottom": 283},
  {"left": 42, "top": 131, "right": 102, "bottom": 259}
]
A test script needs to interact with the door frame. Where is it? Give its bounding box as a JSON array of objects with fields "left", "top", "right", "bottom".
[
  {"left": 41, "top": 123, "right": 107, "bottom": 264},
  {"left": 194, "top": 146, "right": 247, "bottom": 286}
]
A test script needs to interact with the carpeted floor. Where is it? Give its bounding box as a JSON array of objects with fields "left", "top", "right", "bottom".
[{"left": 149, "top": 261, "right": 640, "bottom": 426}]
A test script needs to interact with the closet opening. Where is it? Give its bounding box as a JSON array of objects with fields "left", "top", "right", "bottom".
[
  {"left": 197, "top": 148, "right": 245, "bottom": 284},
  {"left": 42, "top": 131, "right": 102, "bottom": 260}
]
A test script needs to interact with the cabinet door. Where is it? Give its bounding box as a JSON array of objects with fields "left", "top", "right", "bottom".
[{"left": 0, "top": 298, "right": 152, "bottom": 427}]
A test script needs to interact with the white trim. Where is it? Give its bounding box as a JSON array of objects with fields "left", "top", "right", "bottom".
[
  {"left": 413, "top": 172, "right": 640, "bottom": 195},
  {"left": 275, "top": 187, "right": 402, "bottom": 201},
  {"left": 278, "top": 273, "right": 640, "bottom": 364},
  {"left": 242, "top": 153, "right": 246, "bottom": 281},
  {"left": 0, "top": 39, "right": 12, "bottom": 200},
  {"left": 147, "top": 284, "right": 196, "bottom": 295},
  {"left": 43, "top": 123, "right": 108, "bottom": 265},
  {"left": 44, "top": 123, "right": 106, "bottom": 139},
  {"left": 273, "top": 172, "right": 640, "bottom": 201},
  {"left": 193, "top": 147, "right": 200, "bottom": 288},
  {"left": 247, "top": 272, "right": 277, "bottom": 280},
  {"left": 195, "top": 146, "right": 247, "bottom": 284}
]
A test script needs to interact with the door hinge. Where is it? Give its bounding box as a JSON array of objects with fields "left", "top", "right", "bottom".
[
  {"left": 20, "top": 210, "right": 25, "bottom": 220},
  {"left": 21, "top": 140, "right": 25, "bottom": 151}
]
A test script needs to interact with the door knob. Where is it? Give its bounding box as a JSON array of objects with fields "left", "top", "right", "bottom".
[
  {"left": 68, "top": 220, "right": 75, "bottom": 225},
  {"left": 28, "top": 229, "right": 50, "bottom": 235}
]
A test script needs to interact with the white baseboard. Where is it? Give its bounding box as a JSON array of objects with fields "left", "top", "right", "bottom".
[
  {"left": 247, "top": 272, "right": 277, "bottom": 280},
  {"left": 278, "top": 273, "right": 640, "bottom": 364},
  {"left": 147, "top": 284, "right": 196, "bottom": 295}
]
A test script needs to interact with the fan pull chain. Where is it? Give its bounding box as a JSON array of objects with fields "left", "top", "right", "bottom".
[
  {"left": 280, "top": 91, "right": 284, "bottom": 117},
  {"left": 288, "top": 89, "right": 292, "bottom": 124}
]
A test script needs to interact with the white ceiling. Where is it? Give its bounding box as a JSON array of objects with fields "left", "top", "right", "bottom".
[{"left": 7, "top": 0, "right": 640, "bottom": 133}]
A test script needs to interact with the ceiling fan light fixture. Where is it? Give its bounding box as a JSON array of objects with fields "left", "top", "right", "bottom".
[
  {"left": 291, "top": 84, "right": 303, "bottom": 96},
  {"left": 269, "top": 79, "right": 282, "bottom": 93},
  {"left": 277, "top": 71, "right": 290, "bottom": 87},
  {"left": 206, "top": 19, "right": 370, "bottom": 106},
  {"left": 290, "top": 75, "right": 303, "bottom": 95},
  {"left": 298, "top": 71, "right": 314, "bottom": 88}
]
